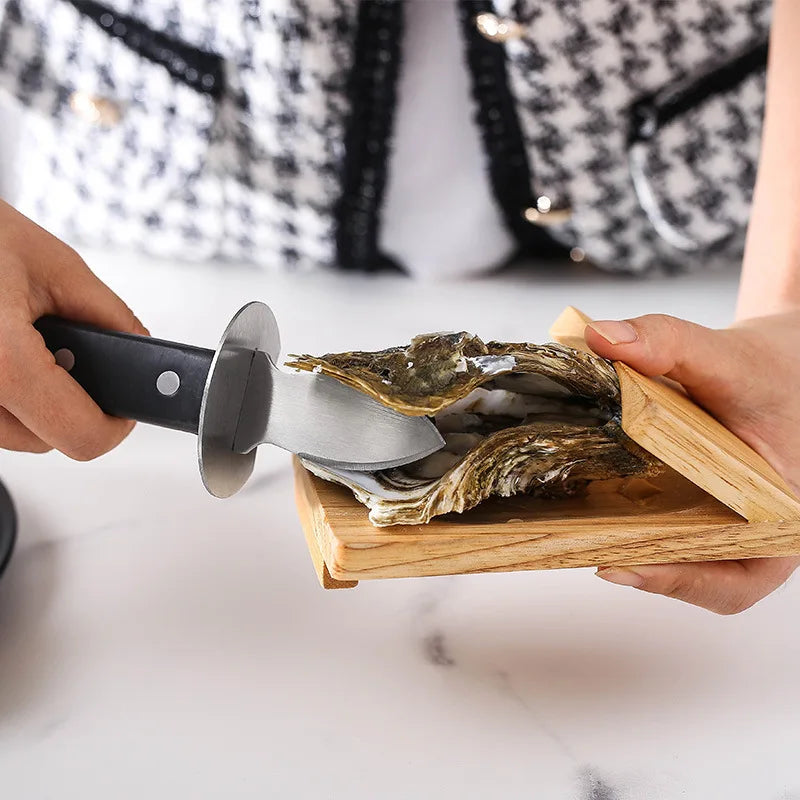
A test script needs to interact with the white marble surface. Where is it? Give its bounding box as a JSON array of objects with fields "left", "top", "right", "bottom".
[{"left": 1, "top": 254, "right": 799, "bottom": 800}]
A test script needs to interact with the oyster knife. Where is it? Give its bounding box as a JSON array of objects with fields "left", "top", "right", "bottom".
[{"left": 34, "top": 302, "right": 444, "bottom": 498}]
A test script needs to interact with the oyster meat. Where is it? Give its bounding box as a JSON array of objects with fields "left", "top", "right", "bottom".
[{"left": 287, "top": 332, "right": 663, "bottom": 526}]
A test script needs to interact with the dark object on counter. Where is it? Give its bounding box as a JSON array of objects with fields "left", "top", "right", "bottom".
[{"left": 0, "top": 478, "right": 17, "bottom": 580}]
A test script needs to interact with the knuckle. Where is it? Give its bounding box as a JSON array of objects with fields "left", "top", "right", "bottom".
[
  {"left": 0, "top": 410, "right": 52, "bottom": 454},
  {"left": 662, "top": 573, "right": 694, "bottom": 600},
  {"left": 65, "top": 435, "right": 111, "bottom": 462},
  {"left": 55, "top": 242, "right": 88, "bottom": 271},
  {"left": 714, "top": 595, "right": 755, "bottom": 616},
  {"left": 779, "top": 561, "right": 800, "bottom": 584},
  {"left": 64, "top": 418, "right": 131, "bottom": 461},
  {"left": 637, "top": 313, "right": 672, "bottom": 333},
  {"left": 28, "top": 440, "right": 52, "bottom": 455},
  {"left": 659, "top": 314, "right": 687, "bottom": 351},
  {"left": 663, "top": 570, "right": 722, "bottom": 609},
  {"left": 0, "top": 435, "right": 51, "bottom": 454}
]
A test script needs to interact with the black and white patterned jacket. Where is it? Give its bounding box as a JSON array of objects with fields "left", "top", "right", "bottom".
[{"left": 0, "top": 0, "right": 771, "bottom": 273}]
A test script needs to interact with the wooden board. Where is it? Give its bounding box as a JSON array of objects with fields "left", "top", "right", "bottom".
[
  {"left": 550, "top": 307, "right": 800, "bottom": 523},
  {"left": 295, "top": 305, "right": 800, "bottom": 588},
  {"left": 294, "top": 458, "right": 800, "bottom": 586}
]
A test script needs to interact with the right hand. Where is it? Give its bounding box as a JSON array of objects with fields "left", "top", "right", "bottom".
[
  {"left": 0, "top": 200, "right": 147, "bottom": 460},
  {"left": 586, "top": 312, "right": 800, "bottom": 614}
]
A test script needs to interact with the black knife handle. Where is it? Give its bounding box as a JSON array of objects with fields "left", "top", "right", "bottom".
[{"left": 34, "top": 316, "right": 215, "bottom": 434}]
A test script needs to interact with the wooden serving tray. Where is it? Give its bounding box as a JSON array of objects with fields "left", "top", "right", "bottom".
[{"left": 294, "top": 307, "right": 800, "bottom": 589}]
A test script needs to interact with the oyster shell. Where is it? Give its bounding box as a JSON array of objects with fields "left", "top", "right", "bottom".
[{"left": 287, "top": 332, "right": 663, "bottom": 526}]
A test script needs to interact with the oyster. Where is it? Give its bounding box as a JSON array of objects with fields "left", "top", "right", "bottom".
[{"left": 287, "top": 332, "right": 663, "bottom": 526}]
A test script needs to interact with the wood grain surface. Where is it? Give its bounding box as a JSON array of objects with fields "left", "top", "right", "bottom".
[{"left": 294, "top": 459, "right": 800, "bottom": 584}]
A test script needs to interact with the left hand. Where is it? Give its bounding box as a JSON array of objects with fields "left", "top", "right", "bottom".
[{"left": 584, "top": 311, "right": 800, "bottom": 614}]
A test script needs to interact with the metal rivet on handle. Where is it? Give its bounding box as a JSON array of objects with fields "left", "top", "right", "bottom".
[
  {"left": 54, "top": 348, "right": 75, "bottom": 372},
  {"left": 156, "top": 370, "right": 181, "bottom": 397}
]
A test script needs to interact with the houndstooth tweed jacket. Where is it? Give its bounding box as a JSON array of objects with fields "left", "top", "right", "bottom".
[{"left": 0, "top": 0, "right": 771, "bottom": 273}]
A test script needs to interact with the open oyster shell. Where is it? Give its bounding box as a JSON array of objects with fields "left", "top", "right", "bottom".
[{"left": 286, "top": 332, "right": 663, "bottom": 526}]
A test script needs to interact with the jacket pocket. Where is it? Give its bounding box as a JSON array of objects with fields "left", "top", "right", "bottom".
[
  {"left": 65, "top": 0, "right": 224, "bottom": 98},
  {"left": 2, "top": 0, "right": 221, "bottom": 216},
  {"left": 626, "top": 41, "right": 768, "bottom": 252}
]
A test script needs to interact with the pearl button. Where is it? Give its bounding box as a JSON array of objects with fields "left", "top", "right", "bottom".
[
  {"left": 68, "top": 91, "right": 122, "bottom": 128},
  {"left": 475, "top": 13, "right": 526, "bottom": 43}
]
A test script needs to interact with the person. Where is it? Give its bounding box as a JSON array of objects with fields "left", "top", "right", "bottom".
[{"left": 0, "top": 0, "right": 797, "bottom": 614}]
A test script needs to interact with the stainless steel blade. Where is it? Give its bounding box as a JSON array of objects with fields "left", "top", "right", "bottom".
[{"left": 232, "top": 351, "right": 444, "bottom": 470}]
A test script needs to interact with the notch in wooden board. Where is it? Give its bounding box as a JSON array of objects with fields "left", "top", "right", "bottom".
[{"left": 549, "top": 306, "right": 800, "bottom": 523}]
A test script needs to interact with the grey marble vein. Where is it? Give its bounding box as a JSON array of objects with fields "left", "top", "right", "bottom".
[
  {"left": 493, "top": 668, "right": 576, "bottom": 761},
  {"left": 422, "top": 631, "right": 455, "bottom": 667},
  {"left": 579, "top": 767, "right": 621, "bottom": 800}
]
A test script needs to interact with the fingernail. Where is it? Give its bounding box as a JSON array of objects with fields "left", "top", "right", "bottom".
[
  {"left": 596, "top": 568, "right": 645, "bottom": 588},
  {"left": 588, "top": 320, "right": 638, "bottom": 345}
]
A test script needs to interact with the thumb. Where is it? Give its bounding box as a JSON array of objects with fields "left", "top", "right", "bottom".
[{"left": 583, "top": 314, "right": 747, "bottom": 414}]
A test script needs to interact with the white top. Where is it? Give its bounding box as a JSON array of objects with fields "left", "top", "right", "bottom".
[{"left": 380, "top": 0, "right": 515, "bottom": 279}]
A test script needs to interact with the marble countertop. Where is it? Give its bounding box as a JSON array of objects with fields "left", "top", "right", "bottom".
[{"left": 1, "top": 253, "right": 798, "bottom": 799}]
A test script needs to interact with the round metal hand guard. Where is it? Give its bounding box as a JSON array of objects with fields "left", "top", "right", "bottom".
[{"left": 198, "top": 302, "right": 281, "bottom": 498}]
